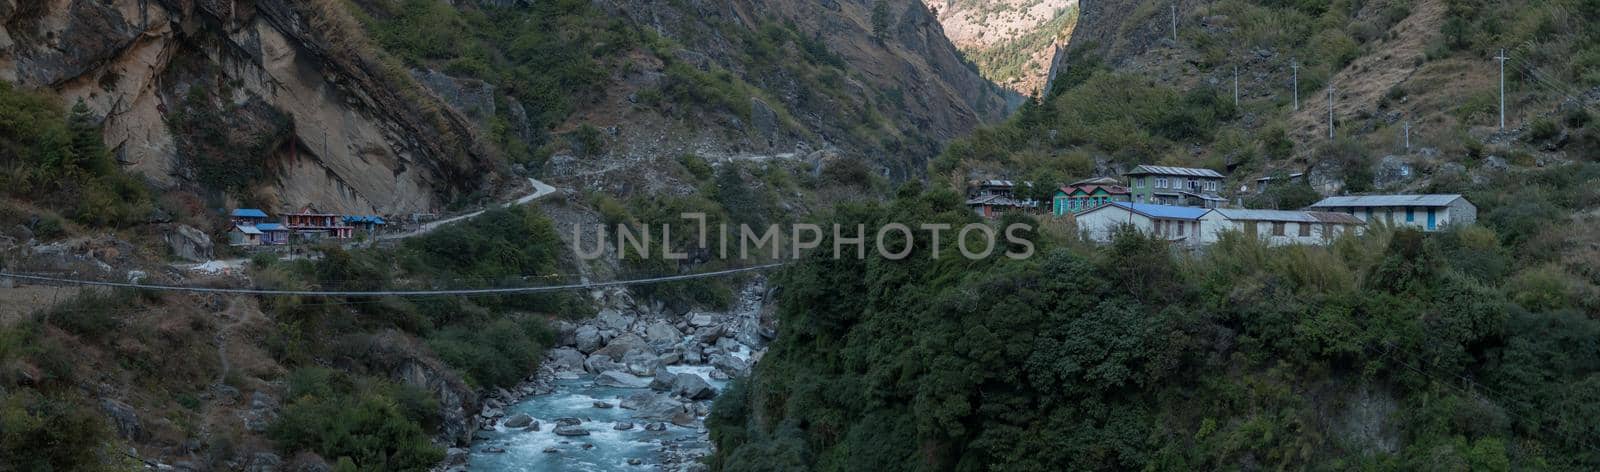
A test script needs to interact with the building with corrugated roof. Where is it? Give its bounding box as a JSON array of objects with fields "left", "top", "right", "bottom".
[
  {"left": 1199, "top": 209, "right": 1366, "bottom": 246},
  {"left": 1074, "top": 202, "right": 1210, "bottom": 246},
  {"left": 1053, "top": 178, "right": 1131, "bottom": 216},
  {"left": 1305, "top": 194, "right": 1475, "bottom": 231},
  {"left": 1124, "top": 165, "right": 1227, "bottom": 208}
]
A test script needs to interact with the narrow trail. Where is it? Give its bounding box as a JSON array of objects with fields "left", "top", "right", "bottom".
[{"left": 379, "top": 177, "right": 558, "bottom": 241}]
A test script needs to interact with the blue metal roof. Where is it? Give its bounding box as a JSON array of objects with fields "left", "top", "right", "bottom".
[
  {"left": 1108, "top": 201, "right": 1210, "bottom": 220},
  {"left": 343, "top": 215, "right": 387, "bottom": 225},
  {"left": 255, "top": 223, "right": 288, "bottom": 231},
  {"left": 231, "top": 208, "right": 268, "bottom": 218}
]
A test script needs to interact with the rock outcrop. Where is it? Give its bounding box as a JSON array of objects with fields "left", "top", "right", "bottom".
[{"left": 0, "top": 0, "right": 504, "bottom": 214}]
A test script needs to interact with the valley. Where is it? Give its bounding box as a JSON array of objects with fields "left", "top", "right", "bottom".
[{"left": 4, "top": 0, "right": 1600, "bottom": 471}]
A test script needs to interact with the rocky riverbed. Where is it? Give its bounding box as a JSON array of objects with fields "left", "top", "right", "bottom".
[{"left": 454, "top": 280, "right": 774, "bottom": 471}]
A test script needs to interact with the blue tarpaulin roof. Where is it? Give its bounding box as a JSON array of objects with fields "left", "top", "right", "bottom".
[
  {"left": 1107, "top": 201, "right": 1210, "bottom": 220},
  {"left": 231, "top": 208, "right": 268, "bottom": 218}
]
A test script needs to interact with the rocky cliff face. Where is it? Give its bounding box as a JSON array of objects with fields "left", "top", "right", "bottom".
[
  {"left": 932, "top": 0, "right": 1077, "bottom": 95},
  {"left": 0, "top": 0, "right": 502, "bottom": 214}
]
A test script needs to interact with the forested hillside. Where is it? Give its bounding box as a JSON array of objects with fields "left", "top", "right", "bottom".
[
  {"left": 709, "top": 0, "right": 1600, "bottom": 470},
  {"left": 932, "top": 0, "right": 1079, "bottom": 95}
]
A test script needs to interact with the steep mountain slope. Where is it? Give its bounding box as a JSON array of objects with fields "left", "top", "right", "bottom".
[
  {"left": 933, "top": 0, "right": 1078, "bottom": 95},
  {"left": 0, "top": 0, "right": 502, "bottom": 214}
]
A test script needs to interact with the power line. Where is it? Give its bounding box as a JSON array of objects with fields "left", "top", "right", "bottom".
[{"left": 0, "top": 264, "right": 786, "bottom": 298}]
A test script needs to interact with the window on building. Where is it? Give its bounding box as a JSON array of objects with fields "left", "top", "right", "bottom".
[
  {"left": 1406, "top": 207, "right": 1415, "bottom": 222},
  {"left": 1244, "top": 221, "right": 1258, "bottom": 235},
  {"left": 1298, "top": 222, "right": 1311, "bottom": 237},
  {"left": 1272, "top": 222, "right": 1286, "bottom": 236},
  {"left": 1154, "top": 220, "right": 1163, "bottom": 235},
  {"left": 1156, "top": 178, "right": 1167, "bottom": 188},
  {"left": 1177, "top": 220, "right": 1185, "bottom": 236},
  {"left": 1324, "top": 224, "right": 1335, "bottom": 238}
]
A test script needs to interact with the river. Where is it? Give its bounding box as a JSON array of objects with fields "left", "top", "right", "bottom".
[{"left": 467, "top": 366, "right": 728, "bottom": 471}]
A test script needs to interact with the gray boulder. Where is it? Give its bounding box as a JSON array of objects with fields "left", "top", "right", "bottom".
[
  {"left": 100, "top": 399, "right": 143, "bottom": 441},
  {"left": 711, "top": 354, "right": 750, "bottom": 377},
  {"left": 574, "top": 325, "right": 603, "bottom": 353},
  {"left": 613, "top": 421, "right": 634, "bottom": 431},
  {"left": 503, "top": 413, "right": 533, "bottom": 428},
  {"left": 645, "top": 321, "right": 684, "bottom": 344},
  {"left": 688, "top": 313, "right": 718, "bottom": 327},
  {"left": 672, "top": 373, "right": 717, "bottom": 400},
  {"left": 595, "top": 370, "right": 651, "bottom": 388},
  {"left": 584, "top": 354, "right": 624, "bottom": 374},
  {"left": 594, "top": 333, "right": 653, "bottom": 361},
  {"left": 164, "top": 225, "right": 213, "bottom": 262},
  {"left": 553, "top": 424, "right": 590, "bottom": 436},
  {"left": 597, "top": 309, "right": 634, "bottom": 331},
  {"left": 619, "top": 392, "right": 687, "bottom": 420},
  {"left": 546, "top": 347, "right": 586, "bottom": 372},
  {"left": 622, "top": 350, "right": 662, "bottom": 377}
]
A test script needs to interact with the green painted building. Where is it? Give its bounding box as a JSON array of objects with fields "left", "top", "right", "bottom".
[{"left": 1052, "top": 177, "right": 1131, "bottom": 216}]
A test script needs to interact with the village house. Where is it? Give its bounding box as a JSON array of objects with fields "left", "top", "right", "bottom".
[
  {"left": 344, "top": 215, "right": 387, "bottom": 234},
  {"left": 1073, "top": 202, "right": 1209, "bottom": 246},
  {"left": 967, "top": 194, "right": 1036, "bottom": 218},
  {"left": 230, "top": 208, "right": 268, "bottom": 226},
  {"left": 1305, "top": 194, "right": 1476, "bottom": 232},
  {"left": 256, "top": 223, "right": 291, "bottom": 245},
  {"left": 1124, "top": 165, "right": 1227, "bottom": 208},
  {"left": 968, "top": 179, "right": 1017, "bottom": 198},
  {"left": 284, "top": 207, "right": 354, "bottom": 240},
  {"left": 1053, "top": 177, "right": 1131, "bottom": 216},
  {"left": 966, "top": 179, "right": 1039, "bottom": 218},
  {"left": 227, "top": 224, "right": 263, "bottom": 246},
  {"left": 1198, "top": 209, "right": 1366, "bottom": 246}
]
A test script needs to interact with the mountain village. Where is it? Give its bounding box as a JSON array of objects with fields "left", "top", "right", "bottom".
[{"left": 967, "top": 164, "right": 1477, "bottom": 247}]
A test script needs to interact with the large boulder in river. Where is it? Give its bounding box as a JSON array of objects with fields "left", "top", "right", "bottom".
[
  {"left": 622, "top": 350, "right": 662, "bottom": 377},
  {"left": 584, "top": 354, "right": 624, "bottom": 374},
  {"left": 645, "top": 321, "right": 684, "bottom": 344},
  {"left": 574, "top": 325, "right": 603, "bottom": 354},
  {"left": 594, "top": 333, "right": 653, "bottom": 360},
  {"left": 710, "top": 354, "right": 750, "bottom": 377},
  {"left": 553, "top": 424, "right": 590, "bottom": 436},
  {"left": 595, "top": 370, "right": 651, "bottom": 388},
  {"left": 597, "top": 309, "right": 634, "bottom": 331},
  {"left": 546, "top": 347, "right": 586, "bottom": 372},
  {"left": 671, "top": 373, "right": 716, "bottom": 400},
  {"left": 619, "top": 392, "right": 687, "bottom": 420},
  {"left": 503, "top": 413, "right": 533, "bottom": 428}
]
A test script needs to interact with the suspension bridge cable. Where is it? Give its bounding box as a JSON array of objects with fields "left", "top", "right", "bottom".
[{"left": 0, "top": 263, "right": 787, "bottom": 298}]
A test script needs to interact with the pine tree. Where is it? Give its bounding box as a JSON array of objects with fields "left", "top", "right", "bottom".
[{"left": 871, "top": 1, "right": 891, "bottom": 42}]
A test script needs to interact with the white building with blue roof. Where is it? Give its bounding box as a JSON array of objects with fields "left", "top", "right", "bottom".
[
  {"left": 1073, "top": 202, "right": 1211, "bottom": 246},
  {"left": 1305, "top": 194, "right": 1475, "bottom": 232}
]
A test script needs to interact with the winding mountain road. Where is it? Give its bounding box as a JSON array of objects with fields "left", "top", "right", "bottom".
[{"left": 378, "top": 177, "right": 558, "bottom": 241}]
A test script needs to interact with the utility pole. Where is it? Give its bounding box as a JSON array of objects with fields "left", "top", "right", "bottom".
[
  {"left": 1290, "top": 60, "right": 1300, "bottom": 111},
  {"left": 1403, "top": 121, "right": 1412, "bottom": 151},
  {"left": 1328, "top": 85, "right": 1336, "bottom": 140},
  {"left": 1233, "top": 65, "right": 1239, "bottom": 106},
  {"left": 1495, "top": 48, "right": 1509, "bottom": 129},
  {"left": 1171, "top": 4, "right": 1178, "bottom": 44}
]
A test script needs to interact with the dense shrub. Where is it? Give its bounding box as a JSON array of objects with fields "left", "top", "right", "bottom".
[
  {"left": 0, "top": 83, "right": 150, "bottom": 227},
  {"left": 268, "top": 368, "right": 444, "bottom": 471},
  {"left": 709, "top": 187, "right": 1600, "bottom": 470}
]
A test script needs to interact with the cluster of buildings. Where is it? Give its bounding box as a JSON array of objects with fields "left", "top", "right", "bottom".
[
  {"left": 227, "top": 207, "right": 387, "bottom": 247},
  {"left": 968, "top": 165, "right": 1478, "bottom": 247}
]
